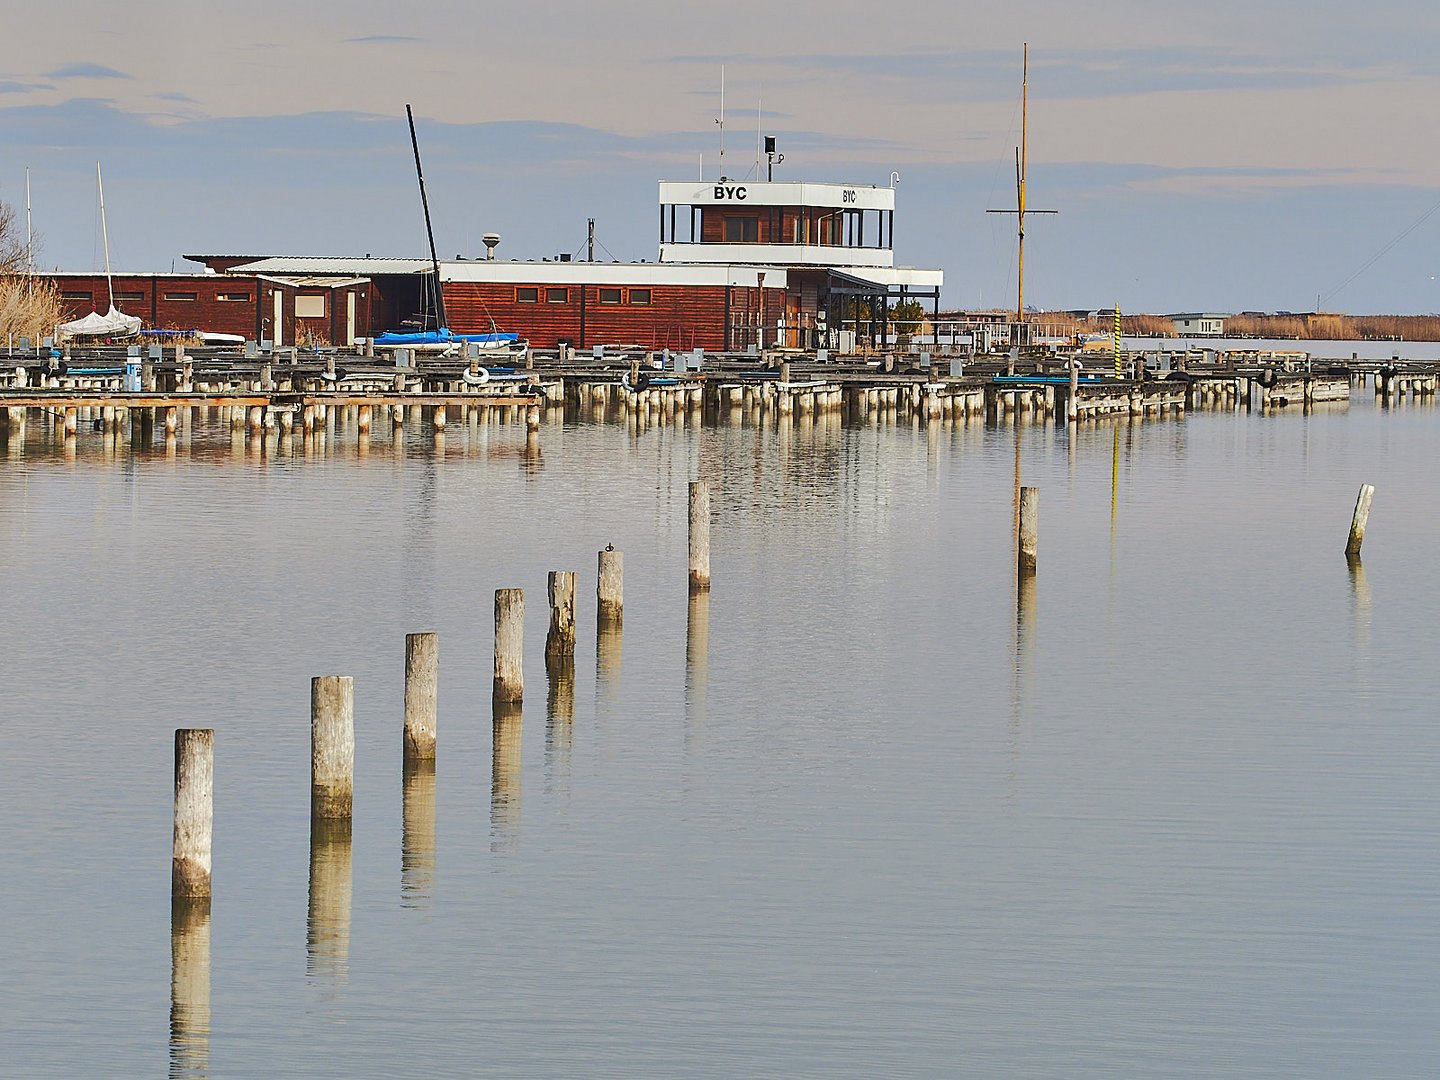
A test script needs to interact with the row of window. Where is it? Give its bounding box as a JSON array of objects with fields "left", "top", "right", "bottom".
[
  {"left": 61, "top": 291, "right": 254, "bottom": 303},
  {"left": 515, "top": 287, "right": 651, "bottom": 305}
]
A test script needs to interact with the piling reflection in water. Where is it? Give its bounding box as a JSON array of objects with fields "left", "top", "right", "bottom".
[
  {"left": 685, "top": 591, "right": 710, "bottom": 751},
  {"left": 545, "top": 659, "right": 575, "bottom": 793},
  {"left": 401, "top": 759, "right": 436, "bottom": 906},
  {"left": 491, "top": 701, "right": 523, "bottom": 852},
  {"left": 1347, "top": 554, "right": 1372, "bottom": 680},
  {"left": 169, "top": 896, "right": 211, "bottom": 1079},
  {"left": 306, "top": 817, "right": 353, "bottom": 981}
]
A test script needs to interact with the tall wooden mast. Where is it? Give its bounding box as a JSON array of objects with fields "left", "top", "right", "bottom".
[{"left": 988, "top": 44, "right": 1055, "bottom": 331}]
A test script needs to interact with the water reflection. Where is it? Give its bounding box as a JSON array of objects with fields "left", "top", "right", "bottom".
[
  {"left": 685, "top": 591, "right": 710, "bottom": 752},
  {"left": 545, "top": 660, "right": 575, "bottom": 794},
  {"left": 491, "top": 701, "right": 523, "bottom": 852},
  {"left": 401, "top": 760, "right": 436, "bottom": 906},
  {"left": 1347, "top": 554, "right": 1372, "bottom": 681},
  {"left": 306, "top": 817, "right": 353, "bottom": 981},
  {"left": 169, "top": 897, "right": 211, "bottom": 1079}
]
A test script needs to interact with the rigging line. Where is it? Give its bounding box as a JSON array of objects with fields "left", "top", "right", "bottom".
[{"left": 1320, "top": 192, "right": 1440, "bottom": 308}]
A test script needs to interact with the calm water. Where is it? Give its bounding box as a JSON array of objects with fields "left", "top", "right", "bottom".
[{"left": 2, "top": 394, "right": 1438, "bottom": 1078}]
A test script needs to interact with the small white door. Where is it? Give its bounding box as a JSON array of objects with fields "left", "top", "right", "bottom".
[
  {"left": 346, "top": 292, "right": 356, "bottom": 347},
  {"left": 273, "top": 290, "right": 284, "bottom": 348}
]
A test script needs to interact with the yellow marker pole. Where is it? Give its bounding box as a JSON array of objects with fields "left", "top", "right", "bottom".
[{"left": 1113, "top": 303, "right": 1122, "bottom": 378}]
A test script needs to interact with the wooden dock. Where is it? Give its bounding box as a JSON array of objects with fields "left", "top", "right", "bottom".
[{"left": 3, "top": 343, "right": 1438, "bottom": 446}]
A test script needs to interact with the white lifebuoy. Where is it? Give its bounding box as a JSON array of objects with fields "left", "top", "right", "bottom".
[{"left": 463, "top": 367, "right": 491, "bottom": 386}]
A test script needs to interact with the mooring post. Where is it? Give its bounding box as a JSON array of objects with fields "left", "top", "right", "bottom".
[
  {"left": 689, "top": 480, "right": 711, "bottom": 592},
  {"left": 493, "top": 588, "right": 524, "bottom": 703},
  {"left": 1067, "top": 360, "right": 1079, "bottom": 423},
  {"left": 545, "top": 571, "right": 577, "bottom": 667},
  {"left": 172, "top": 728, "right": 214, "bottom": 898},
  {"left": 597, "top": 546, "right": 623, "bottom": 625},
  {"left": 1345, "top": 484, "right": 1375, "bottom": 557},
  {"left": 1018, "top": 486, "right": 1039, "bottom": 575},
  {"left": 403, "top": 632, "right": 438, "bottom": 760},
  {"left": 311, "top": 675, "right": 354, "bottom": 819},
  {"left": 526, "top": 404, "right": 541, "bottom": 432}
]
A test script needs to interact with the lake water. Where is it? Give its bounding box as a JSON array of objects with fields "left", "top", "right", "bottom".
[{"left": 2, "top": 392, "right": 1438, "bottom": 1077}]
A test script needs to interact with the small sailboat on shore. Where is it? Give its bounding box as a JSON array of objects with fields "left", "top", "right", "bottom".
[
  {"left": 60, "top": 164, "right": 141, "bottom": 340},
  {"left": 370, "top": 105, "right": 524, "bottom": 356}
]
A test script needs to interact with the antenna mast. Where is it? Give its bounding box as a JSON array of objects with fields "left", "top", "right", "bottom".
[
  {"left": 25, "top": 167, "right": 32, "bottom": 272},
  {"left": 717, "top": 65, "right": 725, "bottom": 177},
  {"left": 406, "top": 103, "right": 447, "bottom": 331}
]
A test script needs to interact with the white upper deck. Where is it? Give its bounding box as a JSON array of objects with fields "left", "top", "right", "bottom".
[{"left": 659, "top": 180, "right": 896, "bottom": 212}]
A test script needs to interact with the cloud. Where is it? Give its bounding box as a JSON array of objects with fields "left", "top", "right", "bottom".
[
  {"left": 150, "top": 92, "right": 199, "bottom": 104},
  {"left": 345, "top": 35, "right": 422, "bottom": 44},
  {"left": 0, "top": 80, "right": 53, "bottom": 94},
  {"left": 46, "top": 63, "right": 131, "bottom": 80}
]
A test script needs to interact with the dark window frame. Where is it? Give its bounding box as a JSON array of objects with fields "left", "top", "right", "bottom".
[
  {"left": 598, "top": 288, "right": 622, "bottom": 305},
  {"left": 516, "top": 286, "right": 539, "bottom": 303},
  {"left": 629, "top": 288, "right": 652, "bottom": 306},
  {"left": 545, "top": 287, "right": 569, "bottom": 304}
]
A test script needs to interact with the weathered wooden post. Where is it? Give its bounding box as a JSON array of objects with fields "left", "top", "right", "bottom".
[
  {"left": 689, "top": 480, "right": 711, "bottom": 592},
  {"left": 1018, "top": 486, "right": 1039, "bottom": 575},
  {"left": 526, "top": 404, "right": 541, "bottom": 432},
  {"left": 1345, "top": 484, "right": 1375, "bottom": 557},
  {"left": 545, "top": 571, "right": 576, "bottom": 668},
  {"left": 172, "top": 729, "right": 214, "bottom": 898},
  {"left": 433, "top": 405, "right": 447, "bottom": 432},
  {"left": 493, "top": 588, "right": 524, "bottom": 703},
  {"left": 1067, "top": 358, "right": 1079, "bottom": 423},
  {"left": 597, "top": 546, "right": 623, "bottom": 625},
  {"left": 311, "top": 676, "right": 354, "bottom": 819},
  {"left": 403, "top": 632, "right": 438, "bottom": 760}
]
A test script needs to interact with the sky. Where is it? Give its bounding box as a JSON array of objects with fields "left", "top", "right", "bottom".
[{"left": 3, "top": 0, "right": 1440, "bottom": 314}]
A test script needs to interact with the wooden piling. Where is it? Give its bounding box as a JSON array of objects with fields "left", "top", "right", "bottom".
[
  {"left": 1345, "top": 484, "right": 1375, "bottom": 557},
  {"left": 1018, "top": 486, "right": 1039, "bottom": 575},
  {"left": 597, "top": 546, "right": 623, "bottom": 625},
  {"left": 493, "top": 588, "right": 524, "bottom": 703},
  {"left": 545, "top": 571, "right": 577, "bottom": 666},
  {"left": 402, "top": 632, "right": 438, "bottom": 760},
  {"left": 310, "top": 675, "right": 354, "bottom": 819},
  {"left": 172, "top": 729, "right": 214, "bottom": 898},
  {"left": 688, "top": 480, "right": 711, "bottom": 592}
]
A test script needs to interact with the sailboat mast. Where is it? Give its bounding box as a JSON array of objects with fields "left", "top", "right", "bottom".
[
  {"left": 97, "top": 162, "right": 115, "bottom": 311},
  {"left": 1016, "top": 42, "right": 1028, "bottom": 325},
  {"left": 406, "top": 104, "right": 447, "bottom": 331},
  {"left": 25, "top": 167, "right": 32, "bottom": 272}
]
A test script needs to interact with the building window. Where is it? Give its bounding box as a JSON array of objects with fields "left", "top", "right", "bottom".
[
  {"left": 61, "top": 291, "right": 91, "bottom": 302},
  {"left": 217, "top": 292, "right": 252, "bottom": 303},
  {"left": 164, "top": 292, "right": 197, "bottom": 302},
  {"left": 516, "top": 287, "right": 539, "bottom": 303},
  {"left": 629, "top": 289, "right": 651, "bottom": 305},
  {"left": 113, "top": 292, "right": 144, "bottom": 303},
  {"left": 724, "top": 216, "right": 759, "bottom": 243},
  {"left": 599, "top": 288, "right": 622, "bottom": 304},
  {"left": 546, "top": 287, "right": 568, "bottom": 303},
  {"left": 295, "top": 294, "right": 326, "bottom": 319}
]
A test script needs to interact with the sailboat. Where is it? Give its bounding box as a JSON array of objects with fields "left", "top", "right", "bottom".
[
  {"left": 60, "top": 163, "right": 142, "bottom": 340},
  {"left": 371, "top": 105, "right": 521, "bottom": 355}
]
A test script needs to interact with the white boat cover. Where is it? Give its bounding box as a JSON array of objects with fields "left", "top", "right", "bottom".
[{"left": 60, "top": 305, "right": 142, "bottom": 339}]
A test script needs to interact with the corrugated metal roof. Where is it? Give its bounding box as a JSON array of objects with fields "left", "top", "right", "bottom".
[
  {"left": 259, "top": 275, "right": 371, "bottom": 288},
  {"left": 234, "top": 257, "right": 431, "bottom": 275}
]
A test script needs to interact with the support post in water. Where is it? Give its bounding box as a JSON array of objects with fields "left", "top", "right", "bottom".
[
  {"left": 597, "top": 546, "right": 623, "bottom": 625},
  {"left": 689, "top": 480, "right": 711, "bottom": 592},
  {"left": 545, "top": 571, "right": 577, "bottom": 667},
  {"left": 1345, "top": 484, "right": 1375, "bottom": 558},
  {"left": 172, "top": 728, "right": 214, "bottom": 898},
  {"left": 494, "top": 588, "right": 524, "bottom": 703},
  {"left": 311, "top": 676, "right": 355, "bottom": 818},
  {"left": 1018, "top": 486, "right": 1039, "bottom": 575},
  {"left": 403, "top": 632, "right": 438, "bottom": 760}
]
